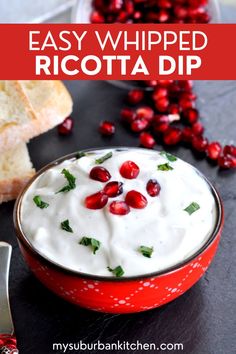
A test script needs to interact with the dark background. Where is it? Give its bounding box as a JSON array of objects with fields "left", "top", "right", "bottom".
[{"left": 0, "top": 80, "right": 236, "bottom": 354}]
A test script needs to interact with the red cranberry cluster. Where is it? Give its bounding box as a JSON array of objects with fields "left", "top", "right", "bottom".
[
  {"left": 85, "top": 160, "right": 161, "bottom": 215},
  {"left": 91, "top": 0, "right": 210, "bottom": 24}
]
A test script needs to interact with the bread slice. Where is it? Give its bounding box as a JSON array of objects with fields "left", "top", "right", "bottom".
[
  {"left": 0, "top": 80, "right": 73, "bottom": 153},
  {"left": 0, "top": 143, "right": 35, "bottom": 203}
]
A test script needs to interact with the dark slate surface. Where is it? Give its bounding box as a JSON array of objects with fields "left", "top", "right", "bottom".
[{"left": 0, "top": 80, "right": 236, "bottom": 354}]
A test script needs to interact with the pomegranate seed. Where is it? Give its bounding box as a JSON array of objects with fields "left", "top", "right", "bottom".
[
  {"left": 145, "top": 80, "right": 158, "bottom": 88},
  {"left": 155, "top": 96, "right": 169, "bottom": 112},
  {"left": 109, "top": 201, "right": 130, "bottom": 215},
  {"left": 158, "top": 80, "right": 173, "bottom": 87},
  {"left": 223, "top": 145, "right": 236, "bottom": 157},
  {"left": 109, "top": 0, "right": 123, "bottom": 12},
  {"left": 120, "top": 108, "right": 136, "bottom": 124},
  {"left": 104, "top": 181, "right": 123, "bottom": 197},
  {"left": 90, "top": 11, "right": 104, "bottom": 23},
  {"left": 153, "top": 122, "right": 169, "bottom": 133},
  {"left": 135, "top": 106, "right": 154, "bottom": 122},
  {"left": 182, "top": 108, "right": 199, "bottom": 124},
  {"left": 120, "top": 160, "right": 140, "bottom": 179},
  {"left": 93, "top": 0, "right": 104, "bottom": 10},
  {"left": 125, "top": 190, "right": 148, "bottom": 209},
  {"left": 124, "top": 0, "right": 134, "bottom": 15},
  {"left": 152, "top": 87, "right": 168, "bottom": 101},
  {"left": 168, "top": 104, "right": 180, "bottom": 115},
  {"left": 85, "top": 191, "right": 108, "bottom": 209},
  {"left": 206, "top": 142, "right": 222, "bottom": 160},
  {"left": 218, "top": 155, "right": 236, "bottom": 169},
  {"left": 58, "top": 117, "right": 74, "bottom": 135},
  {"left": 153, "top": 114, "right": 169, "bottom": 124},
  {"left": 99, "top": 120, "right": 115, "bottom": 136},
  {"left": 163, "top": 127, "right": 182, "bottom": 145},
  {"left": 192, "top": 122, "right": 204, "bottom": 136},
  {"left": 157, "top": 0, "right": 172, "bottom": 9},
  {"left": 131, "top": 118, "right": 149, "bottom": 132},
  {"left": 90, "top": 167, "right": 111, "bottom": 182},
  {"left": 133, "top": 11, "right": 142, "bottom": 20},
  {"left": 182, "top": 127, "right": 193, "bottom": 143},
  {"left": 174, "top": 5, "right": 188, "bottom": 19},
  {"left": 127, "top": 89, "right": 144, "bottom": 104},
  {"left": 178, "top": 80, "right": 193, "bottom": 91},
  {"left": 146, "top": 179, "right": 161, "bottom": 197},
  {"left": 192, "top": 136, "right": 208, "bottom": 152},
  {"left": 117, "top": 11, "right": 128, "bottom": 22},
  {"left": 179, "top": 98, "right": 195, "bottom": 110},
  {"left": 140, "top": 132, "right": 155, "bottom": 149}
]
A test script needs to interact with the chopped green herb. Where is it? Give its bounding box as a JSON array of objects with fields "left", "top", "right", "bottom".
[
  {"left": 157, "top": 162, "right": 173, "bottom": 171},
  {"left": 160, "top": 151, "right": 177, "bottom": 162},
  {"left": 184, "top": 202, "right": 200, "bottom": 215},
  {"left": 33, "top": 195, "right": 49, "bottom": 209},
  {"left": 107, "top": 265, "right": 124, "bottom": 277},
  {"left": 76, "top": 151, "right": 86, "bottom": 159},
  {"left": 95, "top": 151, "right": 113, "bottom": 164},
  {"left": 139, "top": 246, "right": 154, "bottom": 258},
  {"left": 56, "top": 169, "right": 76, "bottom": 193},
  {"left": 79, "top": 237, "right": 101, "bottom": 254},
  {"left": 61, "top": 219, "right": 73, "bottom": 233}
]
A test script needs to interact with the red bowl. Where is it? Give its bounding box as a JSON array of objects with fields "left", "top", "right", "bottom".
[{"left": 14, "top": 150, "right": 224, "bottom": 314}]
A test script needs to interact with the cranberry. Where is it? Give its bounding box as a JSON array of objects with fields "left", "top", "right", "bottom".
[
  {"left": 99, "top": 120, "right": 115, "bottom": 136},
  {"left": 182, "top": 108, "right": 199, "bottom": 124},
  {"left": 103, "top": 181, "right": 123, "bottom": 197},
  {"left": 218, "top": 155, "right": 236, "bottom": 169},
  {"left": 192, "top": 136, "right": 208, "bottom": 152},
  {"left": 131, "top": 118, "right": 149, "bottom": 132},
  {"left": 90, "top": 166, "right": 111, "bottom": 183},
  {"left": 120, "top": 160, "right": 140, "bottom": 179},
  {"left": 85, "top": 191, "right": 108, "bottom": 209},
  {"left": 58, "top": 117, "right": 74, "bottom": 135},
  {"left": 146, "top": 179, "right": 161, "bottom": 197},
  {"left": 125, "top": 190, "right": 148, "bottom": 209},
  {"left": 135, "top": 106, "right": 154, "bottom": 122},
  {"left": 223, "top": 145, "right": 236, "bottom": 157},
  {"left": 90, "top": 11, "right": 104, "bottom": 23},
  {"left": 163, "top": 127, "right": 182, "bottom": 145},
  {"left": 127, "top": 89, "right": 144, "bottom": 104},
  {"left": 140, "top": 132, "right": 155, "bottom": 149},
  {"left": 120, "top": 108, "right": 136, "bottom": 124},
  {"left": 206, "top": 142, "right": 222, "bottom": 160},
  {"left": 192, "top": 122, "right": 204, "bottom": 136},
  {"left": 109, "top": 201, "right": 130, "bottom": 215}
]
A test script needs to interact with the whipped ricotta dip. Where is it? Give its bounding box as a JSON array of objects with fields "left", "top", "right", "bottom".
[{"left": 20, "top": 148, "right": 217, "bottom": 277}]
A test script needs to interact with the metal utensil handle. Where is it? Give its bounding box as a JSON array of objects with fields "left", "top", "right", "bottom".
[{"left": 0, "top": 243, "right": 18, "bottom": 353}]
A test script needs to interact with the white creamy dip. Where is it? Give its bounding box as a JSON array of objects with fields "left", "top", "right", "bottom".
[{"left": 21, "top": 148, "right": 217, "bottom": 277}]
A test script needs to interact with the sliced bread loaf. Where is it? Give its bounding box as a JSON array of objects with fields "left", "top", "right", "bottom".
[
  {"left": 0, "top": 143, "right": 35, "bottom": 203},
  {"left": 0, "top": 80, "right": 73, "bottom": 153}
]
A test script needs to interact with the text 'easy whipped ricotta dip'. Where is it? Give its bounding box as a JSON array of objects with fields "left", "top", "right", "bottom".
[{"left": 21, "top": 148, "right": 217, "bottom": 277}]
